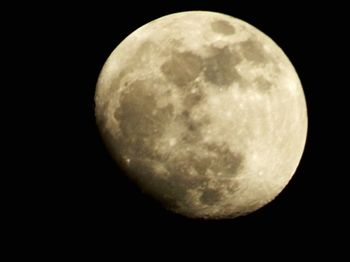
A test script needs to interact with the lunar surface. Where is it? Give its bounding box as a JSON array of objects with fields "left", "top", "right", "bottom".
[{"left": 95, "top": 11, "right": 308, "bottom": 219}]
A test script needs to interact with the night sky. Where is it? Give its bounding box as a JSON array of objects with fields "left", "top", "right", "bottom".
[{"left": 17, "top": 0, "right": 344, "bottom": 257}]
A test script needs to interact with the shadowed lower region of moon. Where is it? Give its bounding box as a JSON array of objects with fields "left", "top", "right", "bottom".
[{"left": 95, "top": 11, "right": 308, "bottom": 219}]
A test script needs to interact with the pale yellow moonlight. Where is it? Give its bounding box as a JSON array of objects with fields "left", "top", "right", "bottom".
[{"left": 95, "top": 11, "right": 308, "bottom": 219}]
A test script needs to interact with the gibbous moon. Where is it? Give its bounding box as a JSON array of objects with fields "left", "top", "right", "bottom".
[{"left": 95, "top": 11, "right": 308, "bottom": 219}]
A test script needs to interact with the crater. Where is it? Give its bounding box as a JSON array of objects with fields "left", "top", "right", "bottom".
[
  {"left": 255, "top": 76, "right": 272, "bottom": 92},
  {"left": 161, "top": 51, "right": 203, "bottom": 87},
  {"left": 125, "top": 141, "right": 243, "bottom": 212},
  {"left": 110, "top": 41, "right": 157, "bottom": 90},
  {"left": 211, "top": 20, "right": 236, "bottom": 35},
  {"left": 186, "top": 153, "right": 212, "bottom": 176},
  {"left": 127, "top": 158, "right": 188, "bottom": 210},
  {"left": 178, "top": 111, "right": 210, "bottom": 144},
  {"left": 173, "top": 142, "right": 244, "bottom": 177},
  {"left": 180, "top": 122, "right": 205, "bottom": 144},
  {"left": 133, "top": 156, "right": 212, "bottom": 211},
  {"left": 203, "top": 46, "right": 242, "bottom": 86},
  {"left": 135, "top": 41, "right": 157, "bottom": 60},
  {"left": 183, "top": 90, "right": 204, "bottom": 108},
  {"left": 111, "top": 69, "right": 129, "bottom": 91},
  {"left": 200, "top": 189, "right": 222, "bottom": 205},
  {"left": 204, "top": 143, "right": 244, "bottom": 176},
  {"left": 239, "top": 39, "right": 269, "bottom": 64}
]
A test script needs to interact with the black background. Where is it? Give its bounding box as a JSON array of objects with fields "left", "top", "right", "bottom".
[{"left": 15, "top": 0, "right": 346, "bottom": 257}]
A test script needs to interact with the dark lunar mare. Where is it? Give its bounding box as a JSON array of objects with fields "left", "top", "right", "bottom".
[{"left": 100, "top": 40, "right": 247, "bottom": 216}]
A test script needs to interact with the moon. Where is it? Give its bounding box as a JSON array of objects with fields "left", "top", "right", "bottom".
[{"left": 95, "top": 11, "right": 308, "bottom": 219}]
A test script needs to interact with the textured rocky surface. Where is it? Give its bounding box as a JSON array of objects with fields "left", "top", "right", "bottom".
[{"left": 95, "top": 12, "right": 307, "bottom": 219}]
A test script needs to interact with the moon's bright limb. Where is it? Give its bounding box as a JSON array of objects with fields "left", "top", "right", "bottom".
[{"left": 95, "top": 11, "right": 308, "bottom": 219}]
